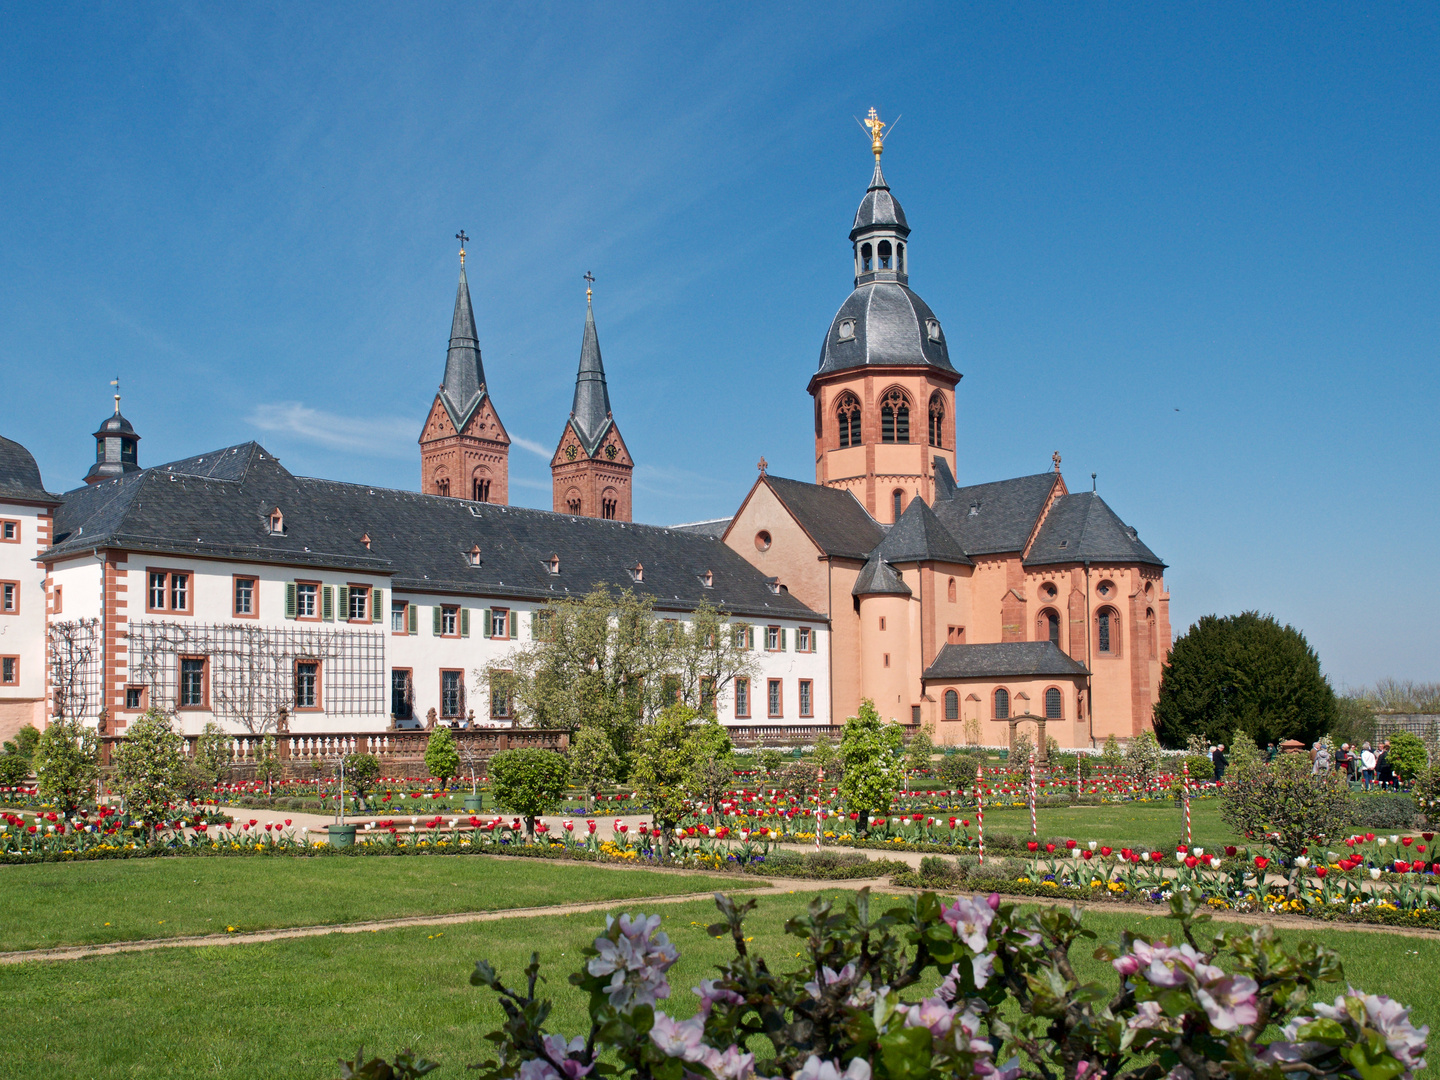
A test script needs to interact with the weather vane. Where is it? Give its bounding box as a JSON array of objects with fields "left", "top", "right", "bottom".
[
  {"left": 858, "top": 107, "right": 898, "bottom": 162},
  {"left": 456, "top": 230, "right": 469, "bottom": 267},
  {"left": 584, "top": 270, "right": 595, "bottom": 303},
  {"left": 110, "top": 376, "right": 121, "bottom": 415}
]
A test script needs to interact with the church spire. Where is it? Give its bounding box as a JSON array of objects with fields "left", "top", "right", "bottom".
[
  {"left": 569, "top": 281, "right": 613, "bottom": 454},
  {"left": 439, "top": 258, "right": 487, "bottom": 429}
]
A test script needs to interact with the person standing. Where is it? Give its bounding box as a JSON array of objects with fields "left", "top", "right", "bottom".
[
  {"left": 1266, "top": 742, "right": 1278, "bottom": 763},
  {"left": 1336, "top": 743, "right": 1351, "bottom": 782},
  {"left": 1377, "top": 741, "right": 1394, "bottom": 788},
  {"left": 1312, "top": 741, "right": 1330, "bottom": 775},
  {"left": 1360, "top": 742, "right": 1377, "bottom": 790},
  {"left": 1212, "top": 743, "right": 1227, "bottom": 782}
]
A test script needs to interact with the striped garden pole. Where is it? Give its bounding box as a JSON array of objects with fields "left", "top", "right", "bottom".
[
  {"left": 976, "top": 763, "right": 985, "bottom": 865},
  {"left": 1183, "top": 760, "right": 1192, "bottom": 847},
  {"left": 1029, "top": 749, "right": 1038, "bottom": 838}
]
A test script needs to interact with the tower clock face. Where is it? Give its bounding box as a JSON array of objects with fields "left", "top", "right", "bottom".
[
  {"left": 605, "top": 443, "right": 618, "bottom": 460},
  {"left": 565, "top": 444, "right": 578, "bottom": 460}
]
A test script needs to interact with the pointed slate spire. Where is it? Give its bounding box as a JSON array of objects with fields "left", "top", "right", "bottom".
[
  {"left": 439, "top": 266, "right": 487, "bottom": 429},
  {"left": 569, "top": 294, "right": 613, "bottom": 454}
]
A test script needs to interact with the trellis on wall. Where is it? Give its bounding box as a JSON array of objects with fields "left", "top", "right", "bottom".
[
  {"left": 49, "top": 618, "right": 102, "bottom": 723},
  {"left": 127, "top": 621, "right": 386, "bottom": 732}
]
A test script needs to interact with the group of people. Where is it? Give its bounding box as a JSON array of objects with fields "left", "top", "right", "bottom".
[{"left": 1315, "top": 740, "right": 1394, "bottom": 789}]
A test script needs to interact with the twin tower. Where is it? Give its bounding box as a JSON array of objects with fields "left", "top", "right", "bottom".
[{"left": 418, "top": 249, "right": 634, "bottom": 520}]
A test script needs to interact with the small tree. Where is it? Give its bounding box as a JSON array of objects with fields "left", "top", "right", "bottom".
[
  {"left": 457, "top": 737, "right": 487, "bottom": 797},
  {"left": 4, "top": 724, "right": 40, "bottom": 762},
  {"left": 568, "top": 724, "right": 621, "bottom": 811},
  {"left": 837, "top": 700, "right": 903, "bottom": 834},
  {"left": 780, "top": 761, "right": 820, "bottom": 808},
  {"left": 1228, "top": 730, "right": 1265, "bottom": 776},
  {"left": 194, "top": 722, "right": 231, "bottom": 788},
  {"left": 903, "top": 724, "right": 934, "bottom": 791},
  {"left": 1100, "top": 734, "right": 1122, "bottom": 773},
  {"left": 936, "top": 750, "right": 981, "bottom": 791},
  {"left": 810, "top": 734, "right": 838, "bottom": 778},
  {"left": 254, "top": 734, "right": 281, "bottom": 796},
  {"left": 32, "top": 715, "right": 98, "bottom": 815},
  {"left": 114, "top": 707, "right": 185, "bottom": 832},
  {"left": 343, "top": 753, "right": 381, "bottom": 810},
  {"left": 1124, "top": 729, "right": 1162, "bottom": 789},
  {"left": 1220, "top": 752, "right": 1352, "bottom": 862},
  {"left": 687, "top": 719, "right": 737, "bottom": 823},
  {"left": 757, "top": 748, "right": 784, "bottom": 776},
  {"left": 489, "top": 748, "right": 570, "bottom": 840},
  {"left": 1386, "top": 731, "right": 1428, "bottom": 784},
  {"left": 424, "top": 728, "right": 461, "bottom": 791}
]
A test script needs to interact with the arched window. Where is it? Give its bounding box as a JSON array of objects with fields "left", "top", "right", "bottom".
[
  {"left": 880, "top": 388, "right": 910, "bottom": 443},
  {"left": 928, "top": 392, "right": 945, "bottom": 447},
  {"left": 944, "top": 689, "right": 959, "bottom": 720},
  {"left": 1096, "top": 607, "right": 1119, "bottom": 655},
  {"left": 878, "top": 240, "right": 892, "bottom": 269},
  {"left": 947, "top": 577, "right": 957, "bottom": 603},
  {"left": 836, "top": 392, "right": 862, "bottom": 448},
  {"left": 897, "top": 242, "right": 905, "bottom": 273},
  {"left": 994, "top": 688, "right": 1010, "bottom": 719},
  {"left": 892, "top": 489, "right": 905, "bottom": 519},
  {"left": 1146, "top": 608, "right": 1157, "bottom": 659},
  {"left": 436, "top": 478, "right": 450, "bottom": 497},
  {"left": 601, "top": 488, "right": 619, "bottom": 520},
  {"left": 1045, "top": 687, "right": 1062, "bottom": 719},
  {"left": 861, "top": 243, "right": 873, "bottom": 272},
  {"left": 1038, "top": 609, "right": 1060, "bottom": 647},
  {"left": 472, "top": 478, "right": 491, "bottom": 502},
  {"left": 566, "top": 489, "right": 582, "bottom": 515}
]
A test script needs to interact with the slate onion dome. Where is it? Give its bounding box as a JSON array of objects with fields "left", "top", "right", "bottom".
[
  {"left": 814, "top": 110, "right": 957, "bottom": 382},
  {"left": 84, "top": 386, "right": 141, "bottom": 484}
]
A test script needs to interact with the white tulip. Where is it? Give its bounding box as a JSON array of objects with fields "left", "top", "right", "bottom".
[
  {"left": 1294, "top": 857, "right": 1310, "bottom": 868},
  {"left": 1088, "top": 840, "right": 1097, "bottom": 851},
  {"left": 1391, "top": 835, "right": 1401, "bottom": 844},
  {"left": 1370, "top": 868, "right": 1382, "bottom": 880},
  {"left": 1193, "top": 847, "right": 1204, "bottom": 856},
  {"left": 1378, "top": 838, "right": 1388, "bottom": 848}
]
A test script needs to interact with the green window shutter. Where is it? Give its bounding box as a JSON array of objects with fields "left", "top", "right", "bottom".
[
  {"left": 338, "top": 586, "right": 349, "bottom": 618},
  {"left": 510, "top": 611, "right": 517, "bottom": 640},
  {"left": 433, "top": 605, "right": 442, "bottom": 636},
  {"left": 284, "top": 582, "right": 296, "bottom": 619},
  {"left": 529, "top": 613, "right": 536, "bottom": 640},
  {"left": 322, "top": 586, "right": 334, "bottom": 622},
  {"left": 460, "top": 607, "right": 470, "bottom": 638},
  {"left": 482, "top": 608, "right": 491, "bottom": 638},
  {"left": 747, "top": 627, "right": 754, "bottom": 650},
  {"left": 780, "top": 628, "right": 787, "bottom": 650},
  {"left": 407, "top": 602, "right": 418, "bottom": 635},
  {"left": 372, "top": 588, "right": 383, "bottom": 622}
]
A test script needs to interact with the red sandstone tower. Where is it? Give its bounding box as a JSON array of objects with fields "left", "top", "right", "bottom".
[
  {"left": 550, "top": 284, "right": 633, "bottom": 520},
  {"left": 419, "top": 239, "right": 510, "bottom": 502}
]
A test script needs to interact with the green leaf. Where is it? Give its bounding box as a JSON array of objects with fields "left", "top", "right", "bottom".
[{"left": 878, "top": 1026, "right": 935, "bottom": 1080}]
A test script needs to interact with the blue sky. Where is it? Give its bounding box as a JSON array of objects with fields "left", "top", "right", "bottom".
[{"left": 1, "top": 4, "right": 1435, "bottom": 687}]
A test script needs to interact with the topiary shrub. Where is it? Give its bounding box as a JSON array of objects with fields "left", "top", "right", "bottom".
[{"left": 1348, "top": 793, "right": 1416, "bottom": 831}]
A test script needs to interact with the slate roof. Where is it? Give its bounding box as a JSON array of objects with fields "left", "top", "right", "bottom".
[
  {"left": 668, "top": 518, "right": 732, "bottom": 539},
  {"left": 568, "top": 299, "right": 614, "bottom": 456},
  {"left": 1023, "top": 492, "right": 1165, "bottom": 569},
  {"left": 0, "top": 435, "right": 60, "bottom": 505},
  {"left": 44, "top": 443, "right": 820, "bottom": 622},
  {"left": 763, "top": 476, "right": 884, "bottom": 560},
  {"left": 851, "top": 161, "right": 909, "bottom": 238},
  {"left": 930, "top": 473, "right": 1058, "bottom": 556},
  {"left": 875, "top": 496, "right": 972, "bottom": 565},
  {"left": 817, "top": 282, "right": 955, "bottom": 378},
  {"left": 438, "top": 267, "right": 489, "bottom": 431},
  {"left": 922, "top": 641, "right": 1089, "bottom": 681},
  {"left": 852, "top": 556, "right": 910, "bottom": 597}
]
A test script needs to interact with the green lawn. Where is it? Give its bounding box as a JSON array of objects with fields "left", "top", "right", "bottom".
[
  {"left": 0, "top": 857, "right": 745, "bottom": 952},
  {"left": 1, "top": 886, "right": 1435, "bottom": 1079},
  {"left": 968, "top": 797, "right": 1245, "bottom": 850}
]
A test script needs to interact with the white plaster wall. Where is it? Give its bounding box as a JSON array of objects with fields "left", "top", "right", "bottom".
[{"left": 0, "top": 503, "right": 53, "bottom": 703}]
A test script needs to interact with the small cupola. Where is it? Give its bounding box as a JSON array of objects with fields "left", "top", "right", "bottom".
[{"left": 84, "top": 381, "right": 142, "bottom": 485}]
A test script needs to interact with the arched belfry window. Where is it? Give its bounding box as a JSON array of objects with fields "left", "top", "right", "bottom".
[
  {"left": 836, "top": 393, "right": 862, "bottom": 449},
  {"left": 897, "top": 242, "right": 905, "bottom": 273},
  {"left": 880, "top": 388, "right": 910, "bottom": 443},
  {"left": 861, "top": 243, "right": 873, "bottom": 272},
  {"left": 878, "top": 240, "right": 892, "bottom": 269},
  {"left": 994, "top": 688, "right": 1010, "bottom": 719},
  {"left": 928, "top": 392, "right": 945, "bottom": 447},
  {"left": 944, "top": 689, "right": 959, "bottom": 720},
  {"left": 1045, "top": 687, "right": 1062, "bottom": 719}
]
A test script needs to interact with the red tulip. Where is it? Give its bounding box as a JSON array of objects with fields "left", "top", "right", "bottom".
[
  {"left": 1403, "top": 836, "right": 1414, "bottom": 847},
  {"left": 1315, "top": 866, "right": 1328, "bottom": 878},
  {"left": 1395, "top": 861, "right": 1411, "bottom": 874},
  {"left": 1184, "top": 855, "right": 1198, "bottom": 869},
  {"left": 1027, "top": 841, "right": 1039, "bottom": 852},
  {"left": 1254, "top": 856, "right": 1269, "bottom": 870},
  {"left": 1176, "top": 844, "right": 1188, "bottom": 854},
  {"left": 1081, "top": 850, "right": 1093, "bottom": 861},
  {"left": 1065, "top": 839, "right": 1077, "bottom": 849},
  {"left": 1100, "top": 846, "right": 1113, "bottom": 856},
  {"left": 1045, "top": 843, "right": 1056, "bottom": 854}
]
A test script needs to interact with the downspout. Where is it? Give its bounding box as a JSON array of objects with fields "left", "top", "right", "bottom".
[
  {"left": 93, "top": 549, "right": 106, "bottom": 729},
  {"left": 1084, "top": 559, "right": 1093, "bottom": 748}
]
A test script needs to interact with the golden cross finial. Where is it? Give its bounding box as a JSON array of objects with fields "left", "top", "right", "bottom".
[
  {"left": 863, "top": 107, "right": 886, "bottom": 161},
  {"left": 1052, "top": 450, "right": 1062, "bottom": 473},
  {"left": 110, "top": 376, "right": 121, "bottom": 415},
  {"left": 584, "top": 270, "right": 595, "bottom": 303},
  {"left": 456, "top": 230, "right": 469, "bottom": 268}
]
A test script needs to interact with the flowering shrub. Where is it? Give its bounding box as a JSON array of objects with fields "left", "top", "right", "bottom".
[{"left": 340, "top": 889, "right": 1425, "bottom": 1080}]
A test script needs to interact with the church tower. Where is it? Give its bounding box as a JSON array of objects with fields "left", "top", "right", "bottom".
[
  {"left": 419, "top": 235, "right": 510, "bottom": 502},
  {"left": 551, "top": 280, "right": 633, "bottom": 520},
  {"left": 84, "top": 382, "right": 141, "bottom": 484},
  {"left": 808, "top": 110, "right": 961, "bottom": 524}
]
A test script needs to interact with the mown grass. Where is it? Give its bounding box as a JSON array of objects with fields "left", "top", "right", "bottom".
[
  {"left": 967, "top": 797, "right": 1244, "bottom": 850},
  {"left": 0, "top": 856, "right": 746, "bottom": 952},
  {"left": 2, "top": 886, "right": 1436, "bottom": 1079}
]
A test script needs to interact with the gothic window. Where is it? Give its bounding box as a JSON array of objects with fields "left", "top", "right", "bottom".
[
  {"left": 601, "top": 488, "right": 619, "bottom": 519},
  {"left": 1039, "top": 609, "right": 1060, "bottom": 647},
  {"left": 566, "top": 489, "right": 582, "bottom": 515},
  {"left": 1097, "top": 607, "right": 1119, "bottom": 655},
  {"left": 994, "top": 688, "right": 1009, "bottom": 719},
  {"left": 944, "top": 689, "right": 959, "bottom": 720},
  {"left": 880, "top": 388, "right": 910, "bottom": 443},
  {"left": 836, "top": 392, "right": 861, "bottom": 448},
  {"left": 928, "top": 392, "right": 945, "bottom": 447},
  {"left": 473, "top": 478, "right": 491, "bottom": 502},
  {"left": 1045, "top": 687, "right": 1062, "bottom": 719},
  {"left": 436, "top": 478, "right": 450, "bottom": 497},
  {"left": 861, "top": 243, "right": 873, "bottom": 272},
  {"left": 892, "top": 489, "right": 905, "bottom": 519},
  {"left": 1147, "top": 608, "right": 1157, "bottom": 659},
  {"left": 878, "top": 240, "right": 892, "bottom": 269}
]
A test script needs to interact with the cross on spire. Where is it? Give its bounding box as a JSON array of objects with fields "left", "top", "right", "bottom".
[
  {"left": 584, "top": 270, "right": 595, "bottom": 303},
  {"left": 757, "top": 456, "right": 768, "bottom": 476},
  {"left": 1052, "top": 450, "right": 1062, "bottom": 473},
  {"left": 110, "top": 376, "right": 121, "bottom": 414},
  {"left": 456, "top": 230, "right": 469, "bottom": 267}
]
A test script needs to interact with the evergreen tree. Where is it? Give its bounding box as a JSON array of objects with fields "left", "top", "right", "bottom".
[
  {"left": 838, "top": 700, "right": 904, "bottom": 834},
  {"left": 33, "top": 715, "right": 98, "bottom": 815},
  {"left": 489, "top": 747, "right": 570, "bottom": 840},
  {"left": 424, "top": 727, "right": 461, "bottom": 790},
  {"left": 1153, "top": 612, "right": 1336, "bottom": 749}
]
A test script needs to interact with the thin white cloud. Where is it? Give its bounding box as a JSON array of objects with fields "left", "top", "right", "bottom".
[
  {"left": 509, "top": 434, "right": 554, "bottom": 460},
  {"left": 246, "top": 401, "right": 415, "bottom": 457}
]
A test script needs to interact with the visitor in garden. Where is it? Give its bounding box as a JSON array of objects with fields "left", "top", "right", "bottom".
[
  {"left": 1336, "top": 742, "right": 1352, "bottom": 780},
  {"left": 1266, "top": 741, "right": 1278, "bottom": 762},
  {"left": 1211, "top": 742, "right": 1227, "bottom": 781},
  {"left": 1311, "top": 740, "right": 1330, "bottom": 775},
  {"left": 1377, "top": 740, "right": 1394, "bottom": 788},
  {"left": 1360, "top": 742, "right": 1377, "bottom": 789}
]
